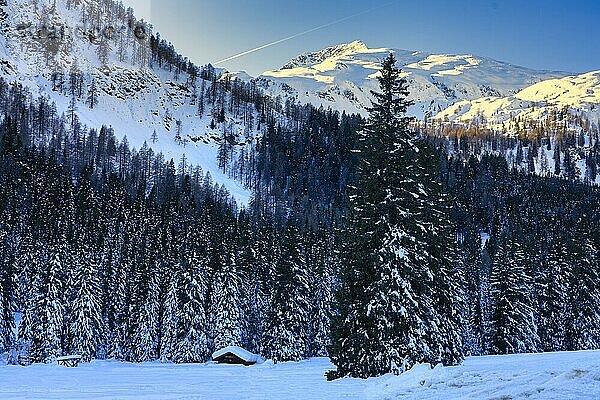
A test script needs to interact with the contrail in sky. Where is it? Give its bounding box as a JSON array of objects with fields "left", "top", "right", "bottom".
[{"left": 215, "top": 1, "right": 395, "bottom": 65}]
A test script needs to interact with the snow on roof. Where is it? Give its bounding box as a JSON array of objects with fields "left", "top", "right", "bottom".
[
  {"left": 212, "top": 346, "right": 261, "bottom": 363},
  {"left": 56, "top": 355, "right": 82, "bottom": 361}
]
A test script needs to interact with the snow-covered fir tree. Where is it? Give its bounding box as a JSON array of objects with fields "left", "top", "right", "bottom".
[
  {"left": 105, "top": 223, "right": 129, "bottom": 361},
  {"left": 174, "top": 243, "right": 210, "bottom": 363},
  {"left": 419, "top": 151, "right": 465, "bottom": 367},
  {"left": 211, "top": 261, "right": 244, "bottom": 350},
  {"left": 30, "top": 245, "right": 66, "bottom": 363},
  {"left": 263, "top": 224, "right": 310, "bottom": 363},
  {"left": 0, "top": 231, "right": 15, "bottom": 354},
  {"left": 159, "top": 275, "right": 179, "bottom": 362},
  {"left": 329, "top": 53, "right": 465, "bottom": 379},
  {"left": 306, "top": 233, "right": 334, "bottom": 358},
  {"left": 490, "top": 238, "right": 540, "bottom": 354},
  {"left": 69, "top": 241, "right": 103, "bottom": 362},
  {"left": 567, "top": 235, "right": 600, "bottom": 350},
  {"left": 537, "top": 238, "right": 571, "bottom": 352},
  {"left": 461, "top": 231, "right": 485, "bottom": 356},
  {"left": 127, "top": 227, "right": 162, "bottom": 362},
  {"left": 0, "top": 268, "right": 13, "bottom": 354}
]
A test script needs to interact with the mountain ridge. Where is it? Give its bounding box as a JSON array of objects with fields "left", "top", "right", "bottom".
[
  {"left": 256, "top": 40, "right": 570, "bottom": 119},
  {"left": 0, "top": 0, "right": 251, "bottom": 203}
]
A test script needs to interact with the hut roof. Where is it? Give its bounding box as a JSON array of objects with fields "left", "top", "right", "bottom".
[{"left": 212, "top": 346, "right": 261, "bottom": 364}]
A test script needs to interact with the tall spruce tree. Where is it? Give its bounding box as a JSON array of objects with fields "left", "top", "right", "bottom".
[
  {"left": 420, "top": 143, "right": 465, "bottom": 367},
  {"left": 567, "top": 235, "right": 600, "bottom": 350},
  {"left": 174, "top": 246, "right": 210, "bottom": 363},
  {"left": 0, "top": 233, "right": 15, "bottom": 354},
  {"left": 212, "top": 261, "right": 244, "bottom": 350},
  {"left": 159, "top": 275, "right": 179, "bottom": 362},
  {"left": 490, "top": 237, "right": 540, "bottom": 354},
  {"left": 537, "top": 238, "right": 570, "bottom": 352},
  {"left": 263, "top": 224, "right": 310, "bottom": 363},
  {"left": 70, "top": 241, "right": 103, "bottom": 362},
  {"left": 30, "top": 245, "right": 66, "bottom": 363},
  {"left": 306, "top": 232, "right": 334, "bottom": 358},
  {"left": 0, "top": 269, "right": 13, "bottom": 354},
  {"left": 329, "top": 53, "right": 463, "bottom": 379}
]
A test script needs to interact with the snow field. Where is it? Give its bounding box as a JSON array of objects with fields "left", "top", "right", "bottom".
[
  {"left": 0, "top": 351, "right": 599, "bottom": 400},
  {"left": 366, "top": 350, "right": 600, "bottom": 400}
]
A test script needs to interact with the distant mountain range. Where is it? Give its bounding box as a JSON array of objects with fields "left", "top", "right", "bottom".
[{"left": 248, "top": 40, "right": 599, "bottom": 127}]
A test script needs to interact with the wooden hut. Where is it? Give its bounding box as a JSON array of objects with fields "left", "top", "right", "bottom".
[{"left": 212, "top": 346, "right": 261, "bottom": 366}]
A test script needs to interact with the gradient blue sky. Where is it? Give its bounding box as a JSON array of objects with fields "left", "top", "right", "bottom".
[{"left": 124, "top": 0, "right": 600, "bottom": 76}]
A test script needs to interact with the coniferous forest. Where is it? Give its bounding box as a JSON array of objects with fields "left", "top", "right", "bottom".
[{"left": 0, "top": 53, "right": 599, "bottom": 379}]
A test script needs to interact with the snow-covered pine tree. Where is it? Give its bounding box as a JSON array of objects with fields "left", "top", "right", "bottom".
[
  {"left": 366, "top": 227, "right": 430, "bottom": 375},
  {"left": 490, "top": 237, "right": 540, "bottom": 354},
  {"left": 0, "top": 268, "right": 13, "bottom": 354},
  {"left": 86, "top": 77, "right": 98, "bottom": 109},
  {"left": 131, "top": 280, "right": 160, "bottom": 362},
  {"left": 159, "top": 275, "right": 179, "bottom": 362},
  {"left": 197, "top": 79, "right": 206, "bottom": 117},
  {"left": 461, "top": 231, "right": 485, "bottom": 356},
  {"left": 211, "top": 261, "right": 243, "bottom": 350},
  {"left": 174, "top": 245, "right": 210, "bottom": 363},
  {"left": 105, "top": 221, "right": 129, "bottom": 360},
  {"left": 567, "top": 235, "right": 600, "bottom": 350},
  {"left": 419, "top": 144, "right": 465, "bottom": 367},
  {"left": 70, "top": 240, "right": 103, "bottom": 362},
  {"left": 15, "top": 238, "right": 39, "bottom": 358},
  {"left": 30, "top": 245, "right": 65, "bottom": 363},
  {"left": 329, "top": 53, "right": 453, "bottom": 378},
  {"left": 329, "top": 53, "right": 398, "bottom": 378},
  {"left": 0, "top": 231, "right": 15, "bottom": 354},
  {"left": 263, "top": 224, "right": 310, "bottom": 363},
  {"left": 479, "top": 243, "right": 494, "bottom": 354},
  {"left": 128, "top": 230, "right": 161, "bottom": 362},
  {"left": 537, "top": 238, "right": 570, "bottom": 352},
  {"left": 243, "top": 220, "right": 277, "bottom": 355},
  {"left": 306, "top": 232, "right": 334, "bottom": 358}
]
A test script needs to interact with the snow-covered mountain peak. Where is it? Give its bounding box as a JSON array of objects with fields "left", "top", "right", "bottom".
[
  {"left": 263, "top": 42, "right": 385, "bottom": 84},
  {"left": 258, "top": 41, "right": 567, "bottom": 118},
  {"left": 280, "top": 40, "right": 377, "bottom": 70}
]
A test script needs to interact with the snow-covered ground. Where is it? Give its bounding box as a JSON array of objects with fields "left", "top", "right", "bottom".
[
  {"left": 0, "top": 351, "right": 598, "bottom": 399},
  {"left": 368, "top": 351, "right": 600, "bottom": 400}
]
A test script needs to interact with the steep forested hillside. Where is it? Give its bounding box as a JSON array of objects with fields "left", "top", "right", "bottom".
[{"left": 0, "top": 77, "right": 336, "bottom": 363}]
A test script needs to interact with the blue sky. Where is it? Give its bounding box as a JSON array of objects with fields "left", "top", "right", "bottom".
[{"left": 124, "top": 0, "right": 600, "bottom": 76}]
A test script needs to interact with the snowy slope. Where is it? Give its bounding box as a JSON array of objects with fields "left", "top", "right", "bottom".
[
  {"left": 366, "top": 351, "right": 600, "bottom": 399},
  {"left": 0, "top": 351, "right": 598, "bottom": 399},
  {"left": 0, "top": 0, "right": 250, "bottom": 203},
  {"left": 434, "top": 71, "right": 600, "bottom": 129},
  {"left": 257, "top": 40, "right": 567, "bottom": 118},
  {"left": 516, "top": 71, "right": 600, "bottom": 106}
]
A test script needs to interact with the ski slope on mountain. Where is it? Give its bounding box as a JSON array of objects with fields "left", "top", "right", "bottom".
[
  {"left": 258, "top": 40, "right": 566, "bottom": 118},
  {"left": 0, "top": 0, "right": 251, "bottom": 203},
  {"left": 0, "top": 351, "right": 598, "bottom": 399}
]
